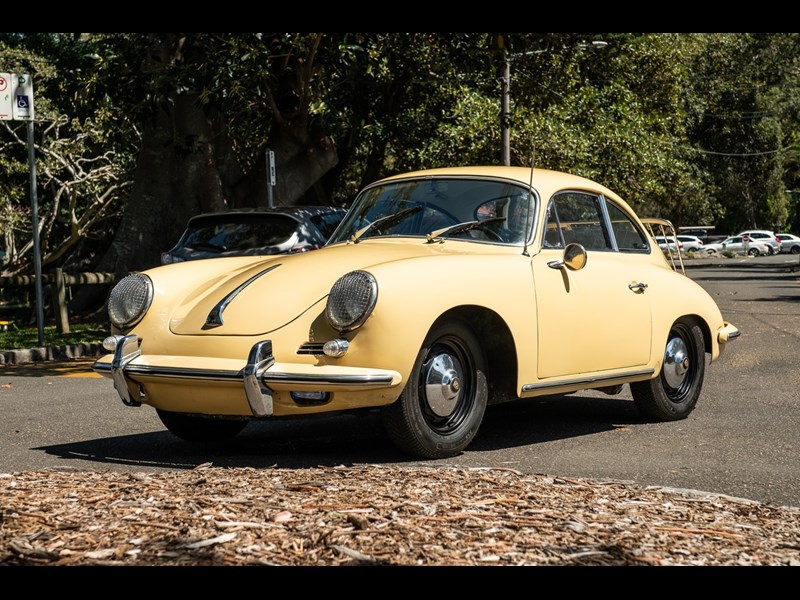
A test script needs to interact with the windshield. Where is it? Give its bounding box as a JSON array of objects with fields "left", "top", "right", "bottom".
[{"left": 328, "top": 177, "right": 536, "bottom": 245}]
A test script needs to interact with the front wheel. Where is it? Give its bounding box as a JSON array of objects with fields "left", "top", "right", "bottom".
[
  {"left": 157, "top": 409, "right": 248, "bottom": 442},
  {"left": 630, "top": 320, "right": 706, "bottom": 421},
  {"left": 382, "top": 320, "right": 488, "bottom": 459}
]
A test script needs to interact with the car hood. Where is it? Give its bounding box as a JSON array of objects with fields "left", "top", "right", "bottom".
[{"left": 166, "top": 239, "right": 480, "bottom": 336}]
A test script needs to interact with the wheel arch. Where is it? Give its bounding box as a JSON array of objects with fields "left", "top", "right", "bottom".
[
  {"left": 430, "top": 305, "right": 518, "bottom": 405},
  {"left": 680, "top": 313, "right": 712, "bottom": 357}
]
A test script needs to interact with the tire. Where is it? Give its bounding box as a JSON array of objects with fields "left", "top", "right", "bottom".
[
  {"left": 157, "top": 409, "right": 248, "bottom": 442},
  {"left": 630, "top": 320, "right": 705, "bottom": 421},
  {"left": 791, "top": 246, "right": 800, "bottom": 255},
  {"left": 382, "top": 320, "right": 488, "bottom": 459},
  {"left": 748, "top": 248, "right": 760, "bottom": 256}
]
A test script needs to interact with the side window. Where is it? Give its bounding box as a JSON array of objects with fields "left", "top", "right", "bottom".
[
  {"left": 545, "top": 192, "right": 610, "bottom": 250},
  {"left": 605, "top": 201, "right": 649, "bottom": 252},
  {"left": 543, "top": 200, "right": 564, "bottom": 248}
]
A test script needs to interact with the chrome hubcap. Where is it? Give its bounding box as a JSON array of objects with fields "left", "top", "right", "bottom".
[
  {"left": 425, "top": 353, "right": 462, "bottom": 417},
  {"left": 663, "top": 336, "right": 690, "bottom": 389}
]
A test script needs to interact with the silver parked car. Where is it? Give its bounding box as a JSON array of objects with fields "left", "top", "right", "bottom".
[
  {"left": 704, "top": 235, "right": 770, "bottom": 256},
  {"left": 776, "top": 233, "right": 800, "bottom": 254},
  {"left": 736, "top": 230, "right": 781, "bottom": 255}
]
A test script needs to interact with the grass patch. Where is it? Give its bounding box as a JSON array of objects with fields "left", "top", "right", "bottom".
[{"left": 0, "top": 322, "right": 110, "bottom": 351}]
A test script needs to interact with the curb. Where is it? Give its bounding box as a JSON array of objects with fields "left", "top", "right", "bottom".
[{"left": 0, "top": 343, "right": 108, "bottom": 366}]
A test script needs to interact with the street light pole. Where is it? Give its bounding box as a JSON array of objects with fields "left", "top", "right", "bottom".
[{"left": 500, "top": 40, "right": 607, "bottom": 167}]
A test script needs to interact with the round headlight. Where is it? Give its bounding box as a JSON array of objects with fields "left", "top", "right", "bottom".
[
  {"left": 325, "top": 270, "right": 378, "bottom": 333},
  {"left": 108, "top": 273, "right": 153, "bottom": 330}
]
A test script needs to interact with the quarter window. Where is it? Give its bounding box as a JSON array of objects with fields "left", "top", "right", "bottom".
[{"left": 605, "top": 201, "right": 649, "bottom": 252}]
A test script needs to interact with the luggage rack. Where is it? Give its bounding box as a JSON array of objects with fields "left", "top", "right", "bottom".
[{"left": 641, "top": 218, "right": 685, "bottom": 275}]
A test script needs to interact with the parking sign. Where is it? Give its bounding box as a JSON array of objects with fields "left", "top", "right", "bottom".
[
  {"left": 0, "top": 73, "right": 12, "bottom": 120},
  {"left": 12, "top": 73, "right": 33, "bottom": 120}
]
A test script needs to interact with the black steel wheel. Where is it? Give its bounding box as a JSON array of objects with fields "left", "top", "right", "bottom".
[
  {"left": 382, "top": 320, "right": 488, "bottom": 459},
  {"left": 631, "top": 320, "right": 706, "bottom": 421}
]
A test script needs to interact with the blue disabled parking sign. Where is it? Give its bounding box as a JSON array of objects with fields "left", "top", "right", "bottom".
[{"left": 12, "top": 73, "right": 33, "bottom": 120}]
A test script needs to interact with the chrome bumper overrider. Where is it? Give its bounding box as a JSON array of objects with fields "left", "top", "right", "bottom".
[
  {"left": 718, "top": 322, "right": 740, "bottom": 344},
  {"left": 92, "top": 335, "right": 397, "bottom": 417}
]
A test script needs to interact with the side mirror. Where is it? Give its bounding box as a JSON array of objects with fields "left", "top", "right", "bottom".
[{"left": 548, "top": 243, "right": 587, "bottom": 271}]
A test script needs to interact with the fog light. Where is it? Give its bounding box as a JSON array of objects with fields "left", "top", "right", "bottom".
[
  {"left": 323, "top": 339, "right": 349, "bottom": 357},
  {"left": 102, "top": 335, "right": 124, "bottom": 352}
]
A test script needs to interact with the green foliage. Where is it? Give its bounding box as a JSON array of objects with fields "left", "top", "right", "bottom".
[
  {"left": 0, "top": 322, "right": 107, "bottom": 351},
  {"left": 0, "top": 34, "right": 138, "bottom": 276},
  {"left": 3, "top": 32, "right": 800, "bottom": 278}
]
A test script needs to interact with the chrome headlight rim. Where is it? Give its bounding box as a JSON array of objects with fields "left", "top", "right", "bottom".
[
  {"left": 108, "top": 272, "right": 154, "bottom": 331},
  {"left": 325, "top": 270, "right": 378, "bottom": 333}
]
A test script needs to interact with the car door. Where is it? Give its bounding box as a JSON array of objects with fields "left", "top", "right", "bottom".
[{"left": 533, "top": 191, "right": 652, "bottom": 379}]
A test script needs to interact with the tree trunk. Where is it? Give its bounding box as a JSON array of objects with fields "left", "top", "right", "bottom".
[
  {"left": 96, "top": 95, "right": 228, "bottom": 275},
  {"left": 231, "top": 127, "right": 338, "bottom": 209}
]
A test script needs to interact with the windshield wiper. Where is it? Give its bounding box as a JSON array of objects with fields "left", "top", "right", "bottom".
[
  {"left": 350, "top": 205, "right": 423, "bottom": 243},
  {"left": 426, "top": 217, "right": 505, "bottom": 243}
]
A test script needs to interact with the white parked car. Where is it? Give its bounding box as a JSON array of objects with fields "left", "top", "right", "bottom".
[
  {"left": 653, "top": 235, "right": 683, "bottom": 252},
  {"left": 654, "top": 234, "right": 703, "bottom": 253},
  {"left": 737, "top": 230, "right": 781, "bottom": 255},
  {"left": 704, "top": 235, "right": 770, "bottom": 256},
  {"left": 776, "top": 233, "right": 800, "bottom": 254},
  {"left": 676, "top": 235, "right": 704, "bottom": 252}
]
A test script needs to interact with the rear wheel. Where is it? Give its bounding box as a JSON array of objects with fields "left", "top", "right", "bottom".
[
  {"left": 631, "top": 320, "right": 705, "bottom": 421},
  {"left": 748, "top": 247, "right": 760, "bottom": 256},
  {"left": 157, "top": 409, "right": 248, "bottom": 442},
  {"left": 382, "top": 320, "right": 488, "bottom": 459}
]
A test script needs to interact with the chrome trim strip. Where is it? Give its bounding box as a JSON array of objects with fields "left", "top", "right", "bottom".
[
  {"left": 522, "top": 369, "right": 654, "bottom": 393},
  {"left": 262, "top": 372, "right": 394, "bottom": 386},
  {"left": 111, "top": 334, "right": 142, "bottom": 407},
  {"left": 297, "top": 342, "right": 325, "bottom": 355},
  {"left": 204, "top": 264, "right": 281, "bottom": 329},
  {"left": 121, "top": 365, "right": 241, "bottom": 380},
  {"left": 96, "top": 362, "right": 395, "bottom": 387}
]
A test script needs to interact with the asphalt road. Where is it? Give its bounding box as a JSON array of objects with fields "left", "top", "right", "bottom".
[{"left": 1, "top": 253, "right": 798, "bottom": 508}]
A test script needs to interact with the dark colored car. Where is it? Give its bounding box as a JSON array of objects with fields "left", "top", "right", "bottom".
[{"left": 161, "top": 206, "right": 347, "bottom": 264}]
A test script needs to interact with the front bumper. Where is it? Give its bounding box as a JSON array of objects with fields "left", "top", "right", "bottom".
[{"left": 92, "top": 335, "right": 402, "bottom": 417}]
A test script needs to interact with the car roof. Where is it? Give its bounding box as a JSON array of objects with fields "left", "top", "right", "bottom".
[{"left": 373, "top": 166, "right": 630, "bottom": 209}]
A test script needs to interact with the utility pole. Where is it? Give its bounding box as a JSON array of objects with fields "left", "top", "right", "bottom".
[
  {"left": 501, "top": 48, "right": 511, "bottom": 167},
  {"left": 500, "top": 40, "right": 607, "bottom": 167}
]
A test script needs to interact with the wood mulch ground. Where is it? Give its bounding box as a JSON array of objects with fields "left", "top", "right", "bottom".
[{"left": 2, "top": 464, "right": 799, "bottom": 566}]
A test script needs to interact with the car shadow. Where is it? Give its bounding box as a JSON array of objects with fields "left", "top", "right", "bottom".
[{"left": 36, "top": 393, "right": 645, "bottom": 470}]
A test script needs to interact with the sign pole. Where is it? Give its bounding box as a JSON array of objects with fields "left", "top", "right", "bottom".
[
  {"left": 7, "top": 73, "right": 43, "bottom": 346},
  {"left": 266, "top": 149, "right": 275, "bottom": 208},
  {"left": 27, "top": 119, "right": 45, "bottom": 347}
]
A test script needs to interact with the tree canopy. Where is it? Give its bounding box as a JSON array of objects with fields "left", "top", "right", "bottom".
[{"left": 1, "top": 32, "right": 799, "bottom": 284}]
